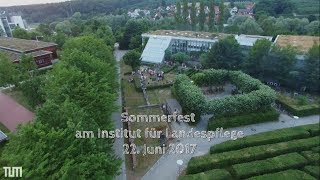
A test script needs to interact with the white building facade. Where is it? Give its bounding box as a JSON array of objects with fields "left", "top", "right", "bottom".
[{"left": 141, "top": 30, "right": 273, "bottom": 64}]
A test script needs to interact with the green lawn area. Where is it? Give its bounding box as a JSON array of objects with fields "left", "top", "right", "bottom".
[
  {"left": 121, "top": 62, "right": 171, "bottom": 180},
  {"left": 3, "top": 89, "right": 33, "bottom": 111},
  {"left": 147, "top": 88, "right": 174, "bottom": 105}
]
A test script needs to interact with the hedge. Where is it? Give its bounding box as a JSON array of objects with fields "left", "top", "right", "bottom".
[
  {"left": 276, "top": 98, "right": 320, "bottom": 117},
  {"left": 173, "top": 70, "right": 276, "bottom": 122},
  {"left": 301, "top": 151, "right": 320, "bottom": 164},
  {"left": 210, "top": 124, "right": 319, "bottom": 153},
  {"left": 232, "top": 152, "right": 308, "bottom": 179},
  {"left": 304, "top": 166, "right": 320, "bottom": 178},
  {"left": 178, "top": 169, "right": 232, "bottom": 180},
  {"left": 248, "top": 170, "right": 316, "bottom": 180},
  {"left": 207, "top": 108, "right": 279, "bottom": 131},
  {"left": 186, "top": 136, "right": 319, "bottom": 174}
]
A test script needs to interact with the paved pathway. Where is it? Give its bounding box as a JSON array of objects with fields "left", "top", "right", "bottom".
[
  {"left": 142, "top": 114, "right": 320, "bottom": 180},
  {"left": 113, "top": 44, "right": 128, "bottom": 180},
  {"left": 0, "top": 92, "right": 34, "bottom": 131}
]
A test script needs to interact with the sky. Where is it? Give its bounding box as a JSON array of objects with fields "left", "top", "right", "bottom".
[{"left": 0, "top": 0, "right": 69, "bottom": 7}]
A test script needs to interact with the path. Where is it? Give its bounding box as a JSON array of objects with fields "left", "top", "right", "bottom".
[
  {"left": 142, "top": 114, "right": 320, "bottom": 180},
  {"left": 0, "top": 92, "right": 34, "bottom": 131},
  {"left": 113, "top": 43, "right": 128, "bottom": 180}
]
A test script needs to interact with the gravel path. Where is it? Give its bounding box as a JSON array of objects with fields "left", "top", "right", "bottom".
[{"left": 113, "top": 44, "right": 128, "bottom": 180}]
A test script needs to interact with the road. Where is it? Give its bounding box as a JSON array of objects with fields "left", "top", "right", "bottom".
[
  {"left": 113, "top": 44, "right": 128, "bottom": 180},
  {"left": 142, "top": 114, "right": 320, "bottom": 180}
]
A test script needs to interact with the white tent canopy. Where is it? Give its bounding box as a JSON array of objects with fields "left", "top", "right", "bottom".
[{"left": 141, "top": 36, "right": 172, "bottom": 64}]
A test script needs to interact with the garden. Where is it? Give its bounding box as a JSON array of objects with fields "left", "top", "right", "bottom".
[
  {"left": 276, "top": 92, "right": 320, "bottom": 117},
  {"left": 172, "top": 69, "right": 279, "bottom": 129},
  {"left": 180, "top": 123, "right": 320, "bottom": 180}
]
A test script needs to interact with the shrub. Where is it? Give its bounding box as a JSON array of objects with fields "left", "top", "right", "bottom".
[
  {"left": 178, "top": 169, "right": 232, "bottom": 180},
  {"left": 207, "top": 108, "right": 279, "bottom": 130},
  {"left": 304, "top": 166, "right": 320, "bottom": 178},
  {"left": 210, "top": 124, "right": 318, "bottom": 153},
  {"left": 301, "top": 151, "right": 320, "bottom": 164},
  {"left": 186, "top": 136, "right": 319, "bottom": 174},
  {"left": 248, "top": 169, "right": 315, "bottom": 180},
  {"left": 173, "top": 69, "right": 276, "bottom": 119},
  {"left": 232, "top": 153, "right": 308, "bottom": 179},
  {"left": 277, "top": 95, "right": 320, "bottom": 117}
]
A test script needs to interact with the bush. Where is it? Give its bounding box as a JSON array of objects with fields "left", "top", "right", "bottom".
[
  {"left": 174, "top": 69, "right": 276, "bottom": 119},
  {"left": 248, "top": 169, "right": 315, "bottom": 180},
  {"left": 186, "top": 136, "right": 319, "bottom": 174},
  {"left": 277, "top": 95, "right": 320, "bottom": 117},
  {"left": 178, "top": 169, "right": 232, "bottom": 180},
  {"left": 232, "top": 153, "right": 308, "bottom": 179},
  {"left": 301, "top": 150, "right": 320, "bottom": 164},
  {"left": 208, "top": 108, "right": 280, "bottom": 130},
  {"left": 210, "top": 124, "right": 318, "bottom": 153},
  {"left": 304, "top": 166, "right": 320, "bottom": 178}
]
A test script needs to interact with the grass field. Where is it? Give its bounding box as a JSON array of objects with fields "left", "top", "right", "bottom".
[{"left": 180, "top": 123, "right": 320, "bottom": 180}]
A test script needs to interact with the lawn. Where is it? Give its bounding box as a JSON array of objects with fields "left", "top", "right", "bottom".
[
  {"left": 147, "top": 88, "right": 174, "bottom": 105},
  {"left": 121, "top": 61, "right": 171, "bottom": 180}
]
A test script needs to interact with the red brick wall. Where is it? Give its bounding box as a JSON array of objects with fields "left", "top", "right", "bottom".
[{"left": 34, "top": 54, "right": 52, "bottom": 68}]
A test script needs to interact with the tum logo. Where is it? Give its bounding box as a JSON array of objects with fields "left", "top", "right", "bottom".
[{"left": 3, "top": 167, "right": 22, "bottom": 178}]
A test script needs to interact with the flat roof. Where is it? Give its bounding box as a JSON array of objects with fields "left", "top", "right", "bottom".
[
  {"left": 275, "top": 35, "right": 320, "bottom": 53},
  {"left": 143, "top": 30, "right": 229, "bottom": 40},
  {"left": 141, "top": 36, "right": 172, "bottom": 64},
  {"left": 29, "top": 50, "right": 53, "bottom": 57},
  {"left": 0, "top": 37, "right": 57, "bottom": 53},
  {"left": 236, "top": 34, "right": 273, "bottom": 47}
]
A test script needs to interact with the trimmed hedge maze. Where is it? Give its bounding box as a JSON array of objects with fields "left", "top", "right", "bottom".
[
  {"left": 180, "top": 124, "right": 320, "bottom": 179},
  {"left": 173, "top": 69, "right": 277, "bottom": 126}
]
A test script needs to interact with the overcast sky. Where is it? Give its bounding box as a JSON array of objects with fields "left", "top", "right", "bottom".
[{"left": 0, "top": 0, "right": 69, "bottom": 7}]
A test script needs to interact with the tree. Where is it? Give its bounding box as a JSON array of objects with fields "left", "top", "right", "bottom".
[
  {"left": 266, "top": 45, "right": 297, "bottom": 85},
  {"left": 199, "top": 0, "right": 206, "bottom": 31},
  {"left": 0, "top": 53, "right": 20, "bottom": 87},
  {"left": 243, "top": 39, "right": 272, "bottom": 77},
  {"left": 182, "top": 0, "right": 189, "bottom": 24},
  {"left": 208, "top": 0, "right": 215, "bottom": 31},
  {"left": 171, "top": 52, "right": 190, "bottom": 63},
  {"left": 20, "top": 75, "right": 46, "bottom": 108},
  {"left": 254, "top": 0, "right": 295, "bottom": 16},
  {"left": 175, "top": 1, "right": 183, "bottom": 24},
  {"left": 119, "top": 19, "right": 149, "bottom": 49},
  {"left": 190, "top": 0, "right": 197, "bottom": 30},
  {"left": 230, "top": 0, "right": 235, "bottom": 8},
  {"left": 19, "top": 54, "right": 37, "bottom": 78},
  {"left": 12, "top": 27, "right": 31, "bottom": 39},
  {"left": 306, "top": 21, "right": 320, "bottom": 36},
  {"left": 305, "top": 44, "right": 320, "bottom": 92},
  {"left": 37, "top": 23, "right": 52, "bottom": 36},
  {"left": 123, "top": 50, "right": 142, "bottom": 71},
  {"left": 239, "top": 18, "right": 264, "bottom": 35},
  {"left": 218, "top": 2, "right": 225, "bottom": 32},
  {"left": 202, "top": 36, "right": 243, "bottom": 70},
  {"left": 161, "top": 0, "right": 166, "bottom": 7}
]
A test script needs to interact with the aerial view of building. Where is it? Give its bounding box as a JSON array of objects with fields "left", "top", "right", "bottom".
[
  {"left": 0, "top": 37, "right": 58, "bottom": 68},
  {"left": 0, "top": 0, "right": 319, "bottom": 180},
  {"left": 141, "top": 30, "right": 272, "bottom": 64}
]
